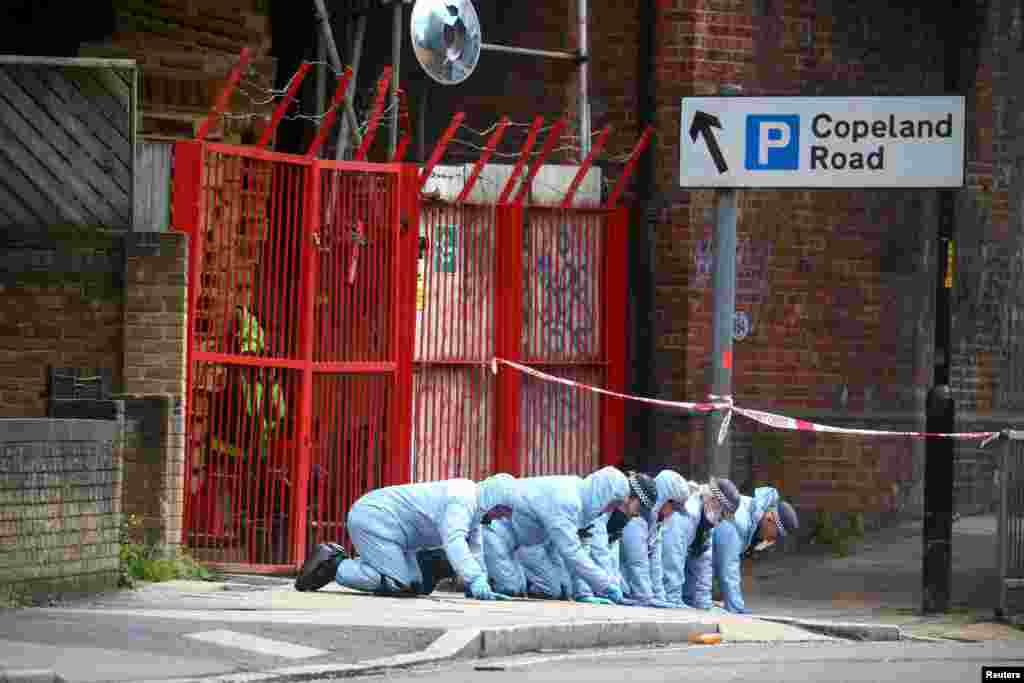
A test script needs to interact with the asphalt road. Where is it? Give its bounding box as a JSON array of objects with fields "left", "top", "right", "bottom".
[
  {"left": 338, "top": 640, "right": 1024, "bottom": 683},
  {"left": 0, "top": 608, "right": 442, "bottom": 683}
]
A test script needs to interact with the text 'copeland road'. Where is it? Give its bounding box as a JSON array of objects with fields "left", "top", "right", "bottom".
[{"left": 679, "top": 96, "right": 965, "bottom": 189}]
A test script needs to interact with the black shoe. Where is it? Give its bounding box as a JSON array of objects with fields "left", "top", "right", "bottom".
[
  {"left": 295, "top": 542, "right": 347, "bottom": 592},
  {"left": 416, "top": 548, "right": 455, "bottom": 595}
]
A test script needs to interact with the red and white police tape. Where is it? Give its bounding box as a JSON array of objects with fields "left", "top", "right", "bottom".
[{"left": 491, "top": 358, "right": 1002, "bottom": 446}]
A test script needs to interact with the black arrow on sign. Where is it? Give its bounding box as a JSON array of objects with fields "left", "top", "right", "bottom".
[{"left": 689, "top": 111, "right": 728, "bottom": 174}]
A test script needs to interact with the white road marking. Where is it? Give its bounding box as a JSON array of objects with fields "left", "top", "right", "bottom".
[{"left": 184, "top": 629, "right": 328, "bottom": 659}]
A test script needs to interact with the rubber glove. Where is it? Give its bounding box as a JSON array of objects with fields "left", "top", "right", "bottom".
[
  {"left": 576, "top": 596, "right": 614, "bottom": 605},
  {"left": 619, "top": 597, "right": 641, "bottom": 606},
  {"left": 604, "top": 584, "right": 625, "bottom": 604},
  {"left": 468, "top": 576, "right": 512, "bottom": 601},
  {"left": 645, "top": 598, "right": 678, "bottom": 609}
]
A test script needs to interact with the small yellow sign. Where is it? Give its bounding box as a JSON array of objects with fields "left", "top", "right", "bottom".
[
  {"left": 944, "top": 240, "right": 954, "bottom": 289},
  {"left": 416, "top": 263, "right": 425, "bottom": 311}
]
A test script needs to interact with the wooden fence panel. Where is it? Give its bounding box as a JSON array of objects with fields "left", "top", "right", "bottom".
[
  {"left": 0, "top": 58, "right": 136, "bottom": 230},
  {"left": 134, "top": 141, "right": 173, "bottom": 232}
]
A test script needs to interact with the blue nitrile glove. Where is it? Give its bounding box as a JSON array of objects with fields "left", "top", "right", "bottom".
[
  {"left": 577, "top": 596, "right": 614, "bottom": 605},
  {"left": 620, "top": 597, "right": 641, "bottom": 606},
  {"left": 604, "top": 584, "right": 625, "bottom": 604},
  {"left": 646, "top": 598, "right": 678, "bottom": 609},
  {"left": 469, "top": 576, "right": 512, "bottom": 601}
]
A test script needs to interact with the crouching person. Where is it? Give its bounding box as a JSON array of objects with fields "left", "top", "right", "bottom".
[
  {"left": 485, "top": 467, "right": 644, "bottom": 605},
  {"left": 295, "top": 473, "right": 519, "bottom": 601},
  {"left": 711, "top": 486, "right": 799, "bottom": 614},
  {"left": 543, "top": 471, "right": 658, "bottom": 605},
  {"left": 662, "top": 477, "right": 741, "bottom": 609},
  {"left": 617, "top": 470, "right": 690, "bottom": 608}
]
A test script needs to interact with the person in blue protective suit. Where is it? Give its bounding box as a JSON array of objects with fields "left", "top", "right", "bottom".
[
  {"left": 294, "top": 473, "right": 519, "bottom": 601},
  {"left": 711, "top": 486, "right": 800, "bottom": 614},
  {"left": 482, "top": 466, "right": 646, "bottom": 605},
  {"left": 519, "top": 470, "right": 658, "bottom": 604},
  {"left": 662, "top": 477, "right": 741, "bottom": 609},
  {"left": 616, "top": 470, "right": 691, "bottom": 608}
]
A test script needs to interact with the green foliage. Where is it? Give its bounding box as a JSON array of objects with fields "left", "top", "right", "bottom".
[
  {"left": 752, "top": 430, "right": 788, "bottom": 467},
  {"left": 118, "top": 514, "right": 218, "bottom": 588},
  {"left": 0, "top": 584, "right": 32, "bottom": 609},
  {"left": 813, "top": 510, "right": 864, "bottom": 557}
]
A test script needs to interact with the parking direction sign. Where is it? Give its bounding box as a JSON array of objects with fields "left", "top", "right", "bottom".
[{"left": 679, "top": 96, "right": 965, "bottom": 188}]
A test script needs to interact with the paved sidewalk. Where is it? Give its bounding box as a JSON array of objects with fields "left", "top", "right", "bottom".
[
  {"left": 2, "top": 513, "right": 1016, "bottom": 683},
  {"left": 743, "top": 513, "right": 1023, "bottom": 640}
]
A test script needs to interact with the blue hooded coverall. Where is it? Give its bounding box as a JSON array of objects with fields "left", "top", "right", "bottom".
[
  {"left": 617, "top": 470, "right": 690, "bottom": 608},
  {"left": 711, "top": 486, "right": 780, "bottom": 614},
  {"left": 662, "top": 491, "right": 714, "bottom": 609},
  {"left": 336, "top": 474, "right": 518, "bottom": 593},
  {"left": 482, "top": 466, "right": 629, "bottom": 601}
]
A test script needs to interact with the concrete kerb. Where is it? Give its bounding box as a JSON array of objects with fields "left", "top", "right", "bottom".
[
  {"left": 0, "top": 670, "right": 67, "bottom": 683},
  {"left": 754, "top": 615, "right": 902, "bottom": 641},
  {"left": 135, "top": 620, "right": 720, "bottom": 683}
]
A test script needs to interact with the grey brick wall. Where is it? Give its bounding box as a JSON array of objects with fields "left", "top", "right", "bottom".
[{"left": 0, "top": 419, "right": 122, "bottom": 604}]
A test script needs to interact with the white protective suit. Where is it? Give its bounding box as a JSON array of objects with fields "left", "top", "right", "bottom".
[
  {"left": 483, "top": 467, "right": 629, "bottom": 600},
  {"left": 662, "top": 492, "right": 714, "bottom": 609},
  {"left": 711, "top": 486, "right": 780, "bottom": 614},
  {"left": 336, "top": 474, "right": 518, "bottom": 593},
  {"left": 617, "top": 470, "right": 690, "bottom": 607}
]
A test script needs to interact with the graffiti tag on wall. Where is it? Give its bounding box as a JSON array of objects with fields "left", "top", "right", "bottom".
[
  {"left": 524, "top": 220, "right": 598, "bottom": 358},
  {"left": 694, "top": 237, "right": 774, "bottom": 340}
]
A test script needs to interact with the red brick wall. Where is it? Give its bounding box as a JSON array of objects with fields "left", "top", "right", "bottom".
[
  {"left": 0, "top": 227, "right": 124, "bottom": 418},
  {"left": 631, "top": 0, "right": 976, "bottom": 516}
]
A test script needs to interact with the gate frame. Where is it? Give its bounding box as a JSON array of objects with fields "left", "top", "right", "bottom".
[
  {"left": 173, "top": 141, "right": 418, "bottom": 572},
  {"left": 173, "top": 49, "right": 646, "bottom": 569}
]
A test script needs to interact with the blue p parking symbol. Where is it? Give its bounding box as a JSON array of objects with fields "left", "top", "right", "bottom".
[{"left": 745, "top": 115, "right": 799, "bottom": 170}]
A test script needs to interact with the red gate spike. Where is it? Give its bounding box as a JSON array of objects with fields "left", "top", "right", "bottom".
[
  {"left": 514, "top": 117, "right": 568, "bottom": 205},
  {"left": 259, "top": 61, "right": 311, "bottom": 148},
  {"left": 457, "top": 116, "right": 510, "bottom": 203},
  {"left": 354, "top": 66, "right": 393, "bottom": 161},
  {"left": 498, "top": 116, "right": 544, "bottom": 205},
  {"left": 561, "top": 125, "right": 611, "bottom": 208},
  {"left": 306, "top": 66, "right": 355, "bottom": 159},
  {"left": 606, "top": 124, "right": 654, "bottom": 209},
  {"left": 196, "top": 47, "right": 252, "bottom": 141},
  {"left": 418, "top": 111, "right": 466, "bottom": 191}
]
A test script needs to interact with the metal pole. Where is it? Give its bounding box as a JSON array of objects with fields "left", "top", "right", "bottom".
[
  {"left": 703, "top": 84, "right": 739, "bottom": 481},
  {"left": 998, "top": 437, "right": 1009, "bottom": 618},
  {"left": 337, "top": 14, "right": 367, "bottom": 159},
  {"left": 311, "top": 0, "right": 363, "bottom": 155},
  {"left": 479, "top": 43, "right": 576, "bottom": 60},
  {"left": 577, "top": 0, "right": 591, "bottom": 159},
  {"left": 923, "top": 384, "right": 955, "bottom": 613},
  {"left": 704, "top": 188, "right": 736, "bottom": 480},
  {"left": 389, "top": 0, "right": 402, "bottom": 159}
]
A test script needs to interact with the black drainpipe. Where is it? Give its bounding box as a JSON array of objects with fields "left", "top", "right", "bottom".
[{"left": 628, "top": 0, "right": 657, "bottom": 470}]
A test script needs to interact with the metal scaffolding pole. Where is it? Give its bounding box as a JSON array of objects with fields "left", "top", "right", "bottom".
[
  {"left": 312, "top": 0, "right": 363, "bottom": 156},
  {"left": 389, "top": 0, "right": 402, "bottom": 158},
  {"left": 577, "top": 0, "right": 591, "bottom": 158}
]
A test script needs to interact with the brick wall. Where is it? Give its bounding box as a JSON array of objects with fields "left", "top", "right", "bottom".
[
  {"left": 118, "top": 396, "right": 186, "bottom": 554},
  {"left": 0, "top": 226, "right": 125, "bottom": 419},
  {"left": 596, "top": 0, "right": 1024, "bottom": 522},
  {"left": 0, "top": 419, "right": 122, "bottom": 604},
  {"left": 1, "top": 228, "right": 189, "bottom": 562},
  {"left": 123, "top": 232, "right": 189, "bottom": 398}
]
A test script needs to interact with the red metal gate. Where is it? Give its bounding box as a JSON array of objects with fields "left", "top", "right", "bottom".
[
  {"left": 174, "top": 141, "right": 416, "bottom": 571},
  {"left": 411, "top": 117, "right": 646, "bottom": 480},
  {"left": 173, "top": 52, "right": 645, "bottom": 569}
]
